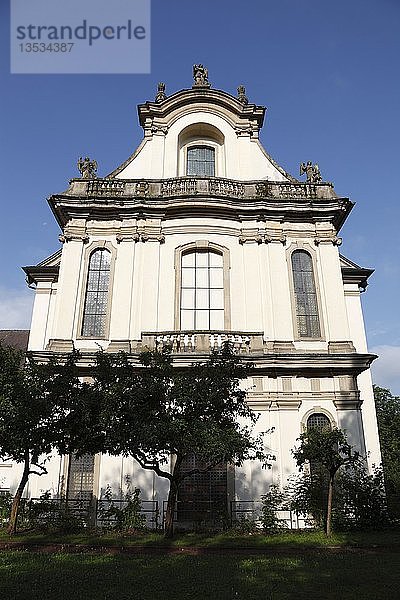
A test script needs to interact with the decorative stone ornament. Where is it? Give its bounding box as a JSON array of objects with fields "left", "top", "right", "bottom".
[
  {"left": 155, "top": 82, "right": 166, "bottom": 102},
  {"left": 300, "top": 161, "right": 322, "bottom": 183},
  {"left": 77, "top": 156, "right": 97, "bottom": 179},
  {"left": 192, "top": 64, "right": 210, "bottom": 88},
  {"left": 237, "top": 85, "right": 248, "bottom": 105}
]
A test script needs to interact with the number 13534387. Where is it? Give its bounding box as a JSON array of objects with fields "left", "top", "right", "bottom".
[{"left": 19, "top": 43, "right": 74, "bottom": 52}]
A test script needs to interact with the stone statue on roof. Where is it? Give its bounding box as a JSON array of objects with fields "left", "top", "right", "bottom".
[
  {"left": 193, "top": 64, "right": 210, "bottom": 87},
  {"left": 78, "top": 156, "right": 98, "bottom": 179},
  {"left": 155, "top": 82, "right": 166, "bottom": 102},
  {"left": 300, "top": 161, "right": 322, "bottom": 183},
  {"left": 237, "top": 85, "right": 248, "bottom": 105}
]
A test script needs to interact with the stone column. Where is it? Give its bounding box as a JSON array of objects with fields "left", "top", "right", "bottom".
[
  {"left": 28, "top": 280, "right": 55, "bottom": 351},
  {"left": 268, "top": 241, "right": 293, "bottom": 340},
  {"left": 50, "top": 235, "right": 85, "bottom": 342},
  {"left": 241, "top": 241, "right": 263, "bottom": 330},
  {"left": 317, "top": 242, "right": 350, "bottom": 341},
  {"left": 109, "top": 237, "right": 136, "bottom": 341}
]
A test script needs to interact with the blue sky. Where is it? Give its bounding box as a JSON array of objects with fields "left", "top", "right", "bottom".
[{"left": 1, "top": 0, "right": 399, "bottom": 393}]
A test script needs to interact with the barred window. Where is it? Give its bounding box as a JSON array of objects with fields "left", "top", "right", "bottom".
[
  {"left": 178, "top": 453, "right": 227, "bottom": 523},
  {"left": 187, "top": 146, "right": 215, "bottom": 176},
  {"left": 307, "top": 413, "right": 331, "bottom": 431},
  {"left": 291, "top": 250, "right": 321, "bottom": 338},
  {"left": 180, "top": 250, "right": 224, "bottom": 330},
  {"left": 81, "top": 249, "right": 111, "bottom": 337},
  {"left": 67, "top": 454, "right": 95, "bottom": 501}
]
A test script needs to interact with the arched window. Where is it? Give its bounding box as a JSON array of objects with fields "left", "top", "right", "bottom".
[
  {"left": 307, "top": 413, "right": 331, "bottom": 431},
  {"left": 291, "top": 250, "right": 321, "bottom": 338},
  {"left": 81, "top": 248, "right": 111, "bottom": 337},
  {"left": 306, "top": 413, "right": 332, "bottom": 490},
  {"left": 180, "top": 250, "right": 224, "bottom": 330},
  {"left": 186, "top": 146, "right": 215, "bottom": 176}
]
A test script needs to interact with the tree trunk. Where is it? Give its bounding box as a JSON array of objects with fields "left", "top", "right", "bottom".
[
  {"left": 164, "top": 480, "right": 178, "bottom": 539},
  {"left": 7, "top": 450, "right": 30, "bottom": 535},
  {"left": 164, "top": 456, "right": 183, "bottom": 539},
  {"left": 326, "top": 473, "right": 334, "bottom": 537}
]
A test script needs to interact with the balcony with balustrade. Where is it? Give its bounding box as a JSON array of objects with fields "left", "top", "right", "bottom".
[{"left": 67, "top": 176, "right": 336, "bottom": 201}]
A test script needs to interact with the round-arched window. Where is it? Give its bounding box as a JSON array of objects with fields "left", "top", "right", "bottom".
[
  {"left": 307, "top": 412, "right": 331, "bottom": 431},
  {"left": 291, "top": 250, "right": 321, "bottom": 338},
  {"left": 81, "top": 248, "right": 111, "bottom": 337}
]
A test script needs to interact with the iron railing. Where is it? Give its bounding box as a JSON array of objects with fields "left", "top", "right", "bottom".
[{"left": 17, "top": 497, "right": 160, "bottom": 529}]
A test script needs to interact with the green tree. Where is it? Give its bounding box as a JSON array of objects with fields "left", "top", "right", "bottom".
[
  {"left": 287, "top": 463, "right": 388, "bottom": 530},
  {"left": 292, "top": 427, "right": 360, "bottom": 536},
  {"left": 374, "top": 385, "right": 400, "bottom": 516},
  {"left": 0, "top": 344, "right": 82, "bottom": 534},
  {"left": 73, "top": 343, "right": 273, "bottom": 538}
]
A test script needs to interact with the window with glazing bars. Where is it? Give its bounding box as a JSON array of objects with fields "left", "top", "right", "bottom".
[
  {"left": 81, "top": 249, "right": 111, "bottom": 337},
  {"left": 307, "top": 413, "right": 331, "bottom": 431},
  {"left": 180, "top": 250, "right": 224, "bottom": 330},
  {"left": 186, "top": 146, "right": 215, "bottom": 176},
  {"left": 291, "top": 250, "right": 321, "bottom": 338},
  {"left": 67, "top": 454, "right": 95, "bottom": 501}
]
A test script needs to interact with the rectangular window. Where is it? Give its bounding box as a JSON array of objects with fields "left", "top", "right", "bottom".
[
  {"left": 67, "top": 454, "right": 95, "bottom": 501},
  {"left": 180, "top": 250, "right": 224, "bottom": 330},
  {"left": 291, "top": 250, "right": 321, "bottom": 338},
  {"left": 187, "top": 146, "right": 215, "bottom": 176},
  {"left": 177, "top": 453, "right": 227, "bottom": 523}
]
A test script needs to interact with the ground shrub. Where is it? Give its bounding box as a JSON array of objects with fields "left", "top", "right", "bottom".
[{"left": 260, "top": 484, "right": 288, "bottom": 532}]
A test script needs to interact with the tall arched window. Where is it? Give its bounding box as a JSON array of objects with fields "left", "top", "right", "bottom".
[
  {"left": 306, "top": 413, "right": 332, "bottom": 485},
  {"left": 307, "top": 413, "right": 331, "bottom": 431},
  {"left": 186, "top": 146, "right": 215, "bottom": 176},
  {"left": 81, "top": 248, "right": 111, "bottom": 337},
  {"left": 291, "top": 250, "right": 321, "bottom": 338},
  {"left": 180, "top": 250, "right": 224, "bottom": 330}
]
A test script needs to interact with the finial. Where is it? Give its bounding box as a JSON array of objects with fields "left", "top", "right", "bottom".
[
  {"left": 77, "top": 156, "right": 97, "bottom": 179},
  {"left": 300, "top": 161, "right": 323, "bottom": 183},
  {"left": 155, "top": 82, "right": 166, "bottom": 102},
  {"left": 192, "top": 64, "right": 210, "bottom": 88},
  {"left": 237, "top": 85, "right": 248, "bottom": 105}
]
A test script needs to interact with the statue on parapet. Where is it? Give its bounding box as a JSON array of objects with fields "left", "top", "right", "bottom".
[
  {"left": 237, "top": 85, "right": 248, "bottom": 105},
  {"left": 193, "top": 64, "right": 210, "bottom": 87},
  {"left": 78, "top": 156, "right": 98, "bottom": 179},
  {"left": 300, "top": 161, "right": 322, "bottom": 183},
  {"left": 155, "top": 82, "right": 166, "bottom": 102}
]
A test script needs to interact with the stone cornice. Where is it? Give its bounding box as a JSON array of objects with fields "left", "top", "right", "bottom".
[
  {"left": 48, "top": 177, "right": 352, "bottom": 232},
  {"left": 39, "top": 334, "right": 376, "bottom": 377},
  {"left": 32, "top": 349, "right": 376, "bottom": 377},
  {"left": 22, "top": 265, "right": 59, "bottom": 286},
  {"left": 341, "top": 266, "right": 374, "bottom": 292},
  {"left": 137, "top": 87, "right": 266, "bottom": 131}
]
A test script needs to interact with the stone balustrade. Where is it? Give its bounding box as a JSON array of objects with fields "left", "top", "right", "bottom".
[
  {"left": 140, "top": 331, "right": 265, "bottom": 354},
  {"left": 68, "top": 176, "right": 336, "bottom": 201}
]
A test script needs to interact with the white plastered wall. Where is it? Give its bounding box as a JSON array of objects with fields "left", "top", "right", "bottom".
[
  {"left": 115, "top": 110, "right": 287, "bottom": 181},
  {"left": 344, "top": 282, "right": 382, "bottom": 469}
]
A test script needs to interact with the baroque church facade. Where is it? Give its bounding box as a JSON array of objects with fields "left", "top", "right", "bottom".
[{"left": 2, "top": 67, "right": 381, "bottom": 523}]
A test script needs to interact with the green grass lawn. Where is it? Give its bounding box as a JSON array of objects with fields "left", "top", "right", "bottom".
[
  {"left": 1, "top": 549, "right": 400, "bottom": 600},
  {"left": 1, "top": 528, "right": 400, "bottom": 549}
]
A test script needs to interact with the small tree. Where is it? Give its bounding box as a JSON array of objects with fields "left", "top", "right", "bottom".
[
  {"left": 287, "top": 463, "right": 388, "bottom": 531},
  {"left": 292, "top": 427, "right": 360, "bottom": 536},
  {"left": 0, "top": 344, "right": 82, "bottom": 534},
  {"left": 260, "top": 484, "right": 287, "bottom": 532},
  {"left": 73, "top": 343, "right": 273, "bottom": 538},
  {"left": 374, "top": 385, "right": 400, "bottom": 517}
]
